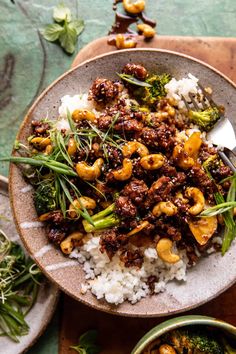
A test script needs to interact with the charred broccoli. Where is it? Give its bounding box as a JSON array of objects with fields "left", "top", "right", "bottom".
[
  {"left": 34, "top": 181, "right": 57, "bottom": 216},
  {"left": 189, "top": 107, "right": 221, "bottom": 131},
  {"left": 202, "top": 154, "right": 220, "bottom": 179},
  {"left": 163, "top": 327, "right": 224, "bottom": 354},
  {"left": 142, "top": 73, "right": 171, "bottom": 106}
]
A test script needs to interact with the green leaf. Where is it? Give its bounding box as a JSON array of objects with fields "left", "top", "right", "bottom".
[
  {"left": 69, "top": 20, "right": 85, "bottom": 36},
  {"left": 59, "top": 25, "right": 77, "bottom": 54},
  {"left": 53, "top": 3, "right": 71, "bottom": 23},
  {"left": 41, "top": 23, "right": 64, "bottom": 42}
]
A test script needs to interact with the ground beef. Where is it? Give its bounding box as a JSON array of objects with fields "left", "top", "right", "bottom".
[
  {"left": 31, "top": 120, "right": 50, "bottom": 137},
  {"left": 155, "top": 123, "right": 176, "bottom": 150},
  {"left": 98, "top": 115, "right": 112, "bottom": 130},
  {"left": 47, "top": 226, "right": 67, "bottom": 245},
  {"left": 198, "top": 143, "right": 218, "bottom": 162},
  {"left": 106, "top": 145, "right": 123, "bottom": 168},
  {"left": 122, "top": 178, "right": 148, "bottom": 205},
  {"left": 155, "top": 220, "right": 182, "bottom": 241},
  {"left": 114, "top": 118, "right": 143, "bottom": 132},
  {"left": 159, "top": 162, "right": 177, "bottom": 177},
  {"left": 145, "top": 176, "right": 174, "bottom": 208},
  {"left": 42, "top": 211, "right": 64, "bottom": 224},
  {"left": 99, "top": 229, "right": 128, "bottom": 260},
  {"left": 115, "top": 196, "right": 137, "bottom": 218},
  {"left": 172, "top": 172, "right": 187, "bottom": 189},
  {"left": 122, "top": 63, "right": 147, "bottom": 80},
  {"left": 120, "top": 249, "right": 144, "bottom": 268},
  {"left": 188, "top": 165, "right": 217, "bottom": 201},
  {"left": 139, "top": 127, "right": 159, "bottom": 148},
  {"left": 211, "top": 164, "right": 232, "bottom": 183},
  {"left": 89, "top": 78, "right": 119, "bottom": 103}
]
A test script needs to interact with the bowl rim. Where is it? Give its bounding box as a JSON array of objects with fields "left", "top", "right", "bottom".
[
  {"left": 9, "top": 48, "right": 236, "bottom": 317},
  {"left": 131, "top": 315, "right": 236, "bottom": 353}
]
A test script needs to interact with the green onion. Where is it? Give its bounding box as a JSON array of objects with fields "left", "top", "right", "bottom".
[{"left": 117, "top": 73, "right": 152, "bottom": 87}]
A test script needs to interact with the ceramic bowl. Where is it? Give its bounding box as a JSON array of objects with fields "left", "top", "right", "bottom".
[
  {"left": 131, "top": 315, "right": 236, "bottom": 353},
  {"left": 9, "top": 49, "right": 236, "bottom": 317}
]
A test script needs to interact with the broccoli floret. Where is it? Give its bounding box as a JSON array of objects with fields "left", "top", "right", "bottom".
[
  {"left": 163, "top": 327, "right": 224, "bottom": 354},
  {"left": 34, "top": 181, "right": 57, "bottom": 216},
  {"left": 82, "top": 203, "right": 120, "bottom": 232},
  {"left": 202, "top": 154, "right": 220, "bottom": 179},
  {"left": 142, "top": 73, "right": 171, "bottom": 106},
  {"left": 189, "top": 107, "right": 221, "bottom": 131}
]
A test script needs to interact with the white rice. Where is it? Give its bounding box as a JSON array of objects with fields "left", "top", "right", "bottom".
[
  {"left": 55, "top": 93, "right": 98, "bottom": 131},
  {"left": 59, "top": 73, "right": 209, "bottom": 305},
  {"left": 70, "top": 235, "right": 188, "bottom": 305},
  {"left": 165, "top": 73, "right": 201, "bottom": 109}
]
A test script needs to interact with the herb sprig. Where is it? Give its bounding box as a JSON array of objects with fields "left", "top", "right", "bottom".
[
  {"left": 41, "top": 3, "right": 84, "bottom": 54},
  {"left": 200, "top": 172, "right": 236, "bottom": 254},
  {"left": 70, "top": 329, "right": 101, "bottom": 354},
  {"left": 0, "top": 229, "right": 42, "bottom": 342}
]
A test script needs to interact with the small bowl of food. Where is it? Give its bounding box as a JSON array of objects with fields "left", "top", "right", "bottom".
[
  {"left": 4, "top": 49, "right": 236, "bottom": 316},
  {"left": 131, "top": 315, "right": 236, "bottom": 353}
]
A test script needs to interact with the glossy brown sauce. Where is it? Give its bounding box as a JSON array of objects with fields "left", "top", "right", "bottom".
[{"left": 108, "top": 0, "right": 156, "bottom": 46}]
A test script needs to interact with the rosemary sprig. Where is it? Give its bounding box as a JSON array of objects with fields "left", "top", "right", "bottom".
[{"left": 117, "top": 73, "right": 152, "bottom": 87}]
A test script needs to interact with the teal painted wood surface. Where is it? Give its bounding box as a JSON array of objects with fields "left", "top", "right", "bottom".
[{"left": 0, "top": 0, "right": 236, "bottom": 353}]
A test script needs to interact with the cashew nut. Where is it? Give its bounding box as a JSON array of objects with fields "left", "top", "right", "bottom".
[
  {"left": 188, "top": 216, "right": 217, "bottom": 245},
  {"left": 137, "top": 23, "right": 156, "bottom": 38},
  {"left": 172, "top": 144, "right": 195, "bottom": 169},
  {"left": 184, "top": 131, "right": 202, "bottom": 160},
  {"left": 30, "top": 137, "right": 51, "bottom": 150},
  {"left": 127, "top": 221, "right": 150, "bottom": 236},
  {"left": 122, "top": 141, "right": 149, "bottom": 158},
  {"left": 67, "top": 137, "right": 77, "bottom": 156},
  {"left": 44, "top": 144, "right": 53, "bottom": 155},
  {"left": 112, "top": 158, "right": 132, "bottom": 181},
  {"left": 115, "top": 34, "right": 137, "bottom": 49},
  {"left": 60, "top": 232, "right": 84, "bottom": 254},
  {"left": 123, "top": 0, "right": 145, "bottom": 14},
  {"left": 69, "top": 197, "right": 97, "bottom": 218},
  {"left": 156, "top": 238, "right": 180, "bottom": 263},
  {"left": 185, "top": 187, "right": 205, "bottom": 215},
  {"left": 72, "top": 109, "right": 96, "bottom": 123},
  {"left": 140, "top": 154, "right": 165, "bottom": 170},
  {"left": 152, "top": 202, "right": 177, "bottom": 217},
  {"left": 38, "top": 211, "right": 62, "bottom": 222},
  {"left": 76, "top": 158, "right": 104, "bottom": 181},
  {"left": 159, "top": 344, "right": 177, "bottom": 354}
]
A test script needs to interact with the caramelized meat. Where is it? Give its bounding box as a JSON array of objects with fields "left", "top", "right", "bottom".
[
  {"left": 122, "top": 178, "right": 148, "bottom": 205},
  {"left": 89, "top": 78, "right": 119, "bottom": 103},
  {"left": 31, "top": 120, "right": 50, "bottom": 137},
  {"left": 122, "top": 63, "right": 148, "bottom": 80},
  {"left": 120, "top": 249, "right": 144, "bottom": 268},
  {"left": 100, "top": 230, "right": 128, "bottom": 260},
  {"left": 47, "top": 226, "right": 67, "bottom": 245},
  {"left": 115, "top": 196, "right": 137, "bottom": 218}
]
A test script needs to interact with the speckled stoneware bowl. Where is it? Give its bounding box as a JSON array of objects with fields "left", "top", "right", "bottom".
[
  {"left": 131, "top": 315, "right": 236, "bottom": 353},
  {"left": 9, "top": 49, "right": 236, "bottom": 317}
]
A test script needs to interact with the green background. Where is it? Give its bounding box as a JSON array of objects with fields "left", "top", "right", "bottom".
[{"left": 0, "top": 0, "right": 236, "bottom": 352}]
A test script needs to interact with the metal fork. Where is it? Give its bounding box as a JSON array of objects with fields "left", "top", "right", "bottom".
[{"left": 182, "top": 83, "right": 236, "bottom": 173}]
